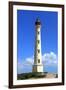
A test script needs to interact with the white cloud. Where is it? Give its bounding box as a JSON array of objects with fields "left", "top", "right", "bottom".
[
  {"left": 18, "top": 52, "right": 57, "bottom": 67},
  {"left": 17, "top": 59, "right": 33, "bottom": 74},
  {"left": 42, "top": 52, "right": 57, "bottom": 66},
  {"left": 42, "top": 52, "right": 56, "bottom": 61},
  {"left": 26, "top": 56, "right": 34, "bottom": 65},
  {"left": 17, "top": 52, "right": 58, "bottom": 73}
]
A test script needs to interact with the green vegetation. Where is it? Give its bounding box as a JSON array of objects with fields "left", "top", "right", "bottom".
[
  {"left": 17, "top": 72, "right": 47, "bottom": 80},
  {"left": 17, "top": 72, "right": 58, "bottom": 80}
]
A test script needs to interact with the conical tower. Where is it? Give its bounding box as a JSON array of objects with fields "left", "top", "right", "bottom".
[{"left": 32, "top": 18, "right": 43, "bottom": 73}]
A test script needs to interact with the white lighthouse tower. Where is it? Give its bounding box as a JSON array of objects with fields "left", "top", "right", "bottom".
[{"left": 32, "top": 18, "right": 43, "bottom": 73}]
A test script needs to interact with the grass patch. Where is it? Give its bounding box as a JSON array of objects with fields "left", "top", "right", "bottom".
[{"left": 17, "top": 72, "right": 47, "bottom": 80}]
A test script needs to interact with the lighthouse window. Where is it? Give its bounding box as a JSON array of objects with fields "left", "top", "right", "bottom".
[
  {"left": 37, "top": 40, "right": 40, "bottom": 44},
  {"left": 38, "top": 59, "right": 40, "bottom": 63},
  {"left": 38, "top": 31, "right": 39, "bottom": 34},
  {"left": 38, "top": 49, "right": 40, "bottom": 53}
]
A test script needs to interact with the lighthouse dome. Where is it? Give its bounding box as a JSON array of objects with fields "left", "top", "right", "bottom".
[{"left": 35, "top": 18, "right": 41, "bottom": 25}]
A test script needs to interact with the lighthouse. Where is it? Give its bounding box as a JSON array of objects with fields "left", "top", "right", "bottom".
[{"left": 32, "top": 18, "right": 43, "bottom": 73}]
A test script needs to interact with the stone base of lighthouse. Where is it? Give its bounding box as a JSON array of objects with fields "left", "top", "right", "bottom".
[{"left": 32, "top": 64, "right": 43, "bottom": 73}]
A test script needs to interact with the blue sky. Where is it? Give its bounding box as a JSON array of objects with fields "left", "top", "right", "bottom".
[{"left": 17, "top": 10, "right": 58, "bottom": 74}]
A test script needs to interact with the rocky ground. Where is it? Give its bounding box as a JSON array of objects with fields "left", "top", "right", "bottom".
[
  {"left": 17, "top": 72, "right": 58, "bottom": 80},
  {"left": 45, "top": 73, "right": 57, "bottom": 78}
]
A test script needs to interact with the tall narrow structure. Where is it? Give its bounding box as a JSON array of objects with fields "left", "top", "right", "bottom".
[{"left": 32, "top": 18, "right": 43, "bottom": 73}]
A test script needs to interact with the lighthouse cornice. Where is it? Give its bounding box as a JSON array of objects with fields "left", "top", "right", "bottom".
[{"left": 36, "top": 25, "right": 41, "bottom": 29}]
